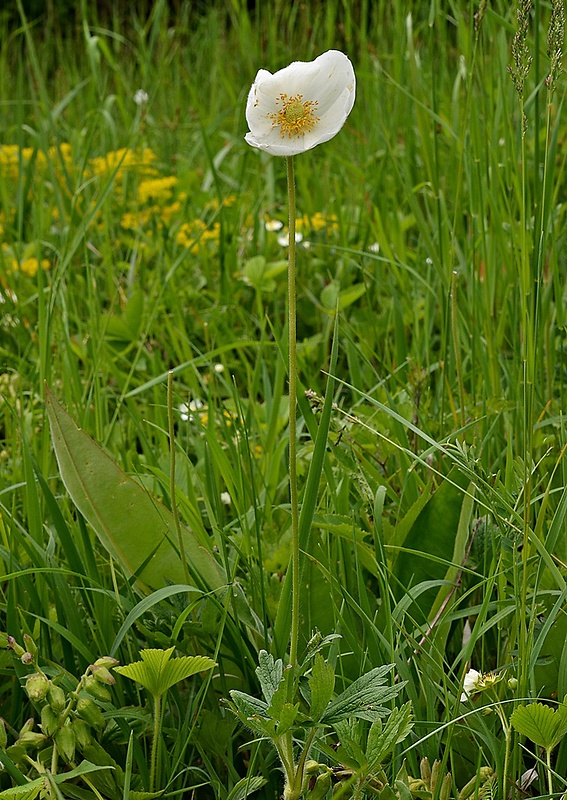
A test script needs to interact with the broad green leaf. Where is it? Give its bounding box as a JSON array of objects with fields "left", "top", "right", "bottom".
[
  {"left": 393, "top": 469, "right": 469, "bottom": 620},
  {"left": 321, "top": 665, "right": 403, "bottom": 724},
  {"left": 366, "top": 702, "right": 414, "bottom": 771},
  {"left": 226, "top": 776, "right": 267, "bottom": 800},
  {"left": 45, "top": 388, "right": 225, "bottom": 591},
  {"left": 309, "top": 653, "right": 335, "bottom": 721},
  {"left": 510, "top": 701, "right": 567, "bottom": 750},
  {"left": 114, "top": 648, "right": 215, "bottom": 698},
  {"left": 256, "top": 650, "right": 284, "bottom": 705}
]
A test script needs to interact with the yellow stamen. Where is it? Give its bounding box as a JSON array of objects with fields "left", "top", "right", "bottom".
[{"left": 269, "top": 93, "right": 319, "bottom": 139}]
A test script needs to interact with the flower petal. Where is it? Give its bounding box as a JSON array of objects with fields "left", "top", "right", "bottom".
[{"left": 244, "top": 49, "right": 355, "bottom": 156}]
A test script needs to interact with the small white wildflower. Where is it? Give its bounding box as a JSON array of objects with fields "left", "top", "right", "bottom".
[
  {"left": 277, "top": 231, "right": 303, "bottom": 247},
  {"left": 220, "top": 491, "right": 231, "bottom": 505},
  {"left": 213, "top": 363, "right": 225, "bottom": 374},
  {"left": 134, "top": 89, "right": 149, "bottom": 106},
  {"left": 178, "top": 403, "right": 189, "bottom": 421},
  {"left": 460, "top": 668, "right": 482, "bottom": 702},
  {"left": 368, "top": 242, "right": 380, "bottom": 254},
  {"left": 265, "top": 219, "right": 284, "bottom": 232}
]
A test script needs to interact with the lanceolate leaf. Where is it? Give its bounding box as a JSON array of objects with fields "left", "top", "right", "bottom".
[
  {"left": 114, "top": 647, "right": 215, "bottom": 698},
  {"left": 45, "top": 388, "right": 225, "bottom": 591}
]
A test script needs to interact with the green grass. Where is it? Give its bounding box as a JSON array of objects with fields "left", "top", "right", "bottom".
[{"left": 1, "top": 1, "right": 566, "bottom": 798}]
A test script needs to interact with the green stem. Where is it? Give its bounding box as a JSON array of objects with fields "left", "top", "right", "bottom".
[
  {"left": 545, "top": 747, "right": 553, "bottom": 797},
  {"left": 168, "top": 370, "right": 190, "bottom": 586},
  {"left": 286, "top": 155, "right": 300, "bottom": 672},
  {"left": 150, "top": 693, "right": 162, "bottom": 793}
]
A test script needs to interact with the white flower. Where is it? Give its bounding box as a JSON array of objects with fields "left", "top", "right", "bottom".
[
  {"left": 277, "top": 231, "right": 303, "bottom": 247},
  {"left": 220, "top": 491, "right": 231, "bottom": 505},
  {"left": 213, "top": 363, "right": 225, "bottom": 374},
  {"left": 265, "top": 219, "right": 284, "bottom": 232},
  {"left": 245, "top": 50, "right": 356, "bottom": 156},
  {"left": 134, "top": 89, "right": 149, "bottom": 106},
  {"left": 460, "top": 668, "right": 482, "bottom": 702}
]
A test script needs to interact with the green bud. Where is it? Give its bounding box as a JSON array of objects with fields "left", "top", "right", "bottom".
[
  {"left": 19, "top": 718, "right": 35, "bottom": 736},
  {"left": 91, "top": 665, "right": 116, "bottom": 686},
  {"left": 84, "top": 674, "right": 112, "bottom": 702},
  {"left": 309, "top": 771, "right": 332, "bottom": 800},
  {"left": 6, "top": 637, "right": 26, "bottom": 658},
  {"left": 508, "top": 677, "right": 518, "bottom": 691},
  {"left": 76, "top": 696, "right": 105, "bottom": 730},
  {"left": 22, "top": 634, "right": 38, "bottom": 657},
  {"left": 420, "top": 756, "right": 431, "bottom": 786},
  {"left": 19, "top": 730, "right": 48, "bottom": 748},
  {"left": 20, "top": 652, "right": 34, "bottom": 665},
  {"left": 41, "top": 705, "right": 60, "bottom": 737},
  {"left": 48, "top": 684, "right": 66, "bottom": 713},
  {"left": 305, "top": 760, "right": 320, "bottom": 776},
  {"left": 430, "top": 759, "right": 441, "bottom": 790},
  {"left": 0, "top": 718, "right": 7, "bottom": 749},
  {"left": 458, "top": 768, "right": 494, "bottom": 800},
  {"left": 25, "top": 673, "right": 50, "bottom": 703},
  {"left": 55, "top": 725, "right": 75, "bottom": 762},
  {"left": 93, "top": 656, "right": 119, "bottom": 669},
  {"left": 71, "top": 718, "right": 91, "bottom": 749},
  {"left": 440, "top": 773, "right": 453, "bottom": 800}
]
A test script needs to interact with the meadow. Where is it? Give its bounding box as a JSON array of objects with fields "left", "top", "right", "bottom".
[{"left": 0, "top": 0, "right": 566, "bottom": 798}]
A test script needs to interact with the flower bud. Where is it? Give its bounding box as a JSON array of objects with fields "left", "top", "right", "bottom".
[
  {"left": 7, "top": 637, "right": 26, "bottom": 658},
  {"left": 91, "top": 665, "right": 116, "bottom": 686},
  {"left": 55, "top": 725, "right": 75, "bottom": 762},
  {"left": 93, "top": 656, "right": 119, "bottom": 669},
  {"left": 309, "top": 771, "right": 332, "bottom": 800},
  {"left": 19, "top": 718, "right": 35, "bottom": 736},
  {"left": 508, "top": 677, "right": 518, "bottom": 691},
  {"left": 18, "top": 730, "right": 48, "bottom": 748},
  {"left": 21, "top": 652, "right": 34, "bottom": 665},
  {"left": 71, "top": 718, "right": 91, "bottom": 749},
  {"left": 41, "top": 705, "right": 60, "bottom": 737},
  {"left": 22, "top": 634, "right": 38, "bottom": 657},
  {"left": 84, "top": 675, "right": 112, "bottom": 703},
  {"left": 76, "top": 696, "right": 105, "bottom": 730},
  {"left": 48, "top": 684, "right": 66, "bottom": 713},
  {"left": 25, "top": 673, "right": 50, "bottom": 702}
]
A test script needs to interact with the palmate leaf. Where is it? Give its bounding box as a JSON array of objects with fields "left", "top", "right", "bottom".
[
  {"left": 114, "top": 647, "right": 215, "bottom": 698},
  {"left": 321, "top": 665, "right": 403, "bottom": 724},
  {"left": 45, "top": 388, "right": 225, "bottom": 592},
  {"left": 510, "top": 700, "right": 567, "bottom": 750},
  {"left": 366, "top": 702, "right": 414, "bottom": 772}
]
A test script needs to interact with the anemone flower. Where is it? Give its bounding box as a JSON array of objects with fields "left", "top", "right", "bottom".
[{"left": 245, "top": 50, "right": 355, "bottom": 156}]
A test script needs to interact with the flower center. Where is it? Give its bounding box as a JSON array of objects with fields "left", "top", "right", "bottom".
[{"left": 269, "top": 93, "right": 319, "bottom": 138}]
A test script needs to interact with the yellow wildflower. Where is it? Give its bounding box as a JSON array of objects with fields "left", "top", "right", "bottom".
[{"left": 137, "top": 176, "right": 178, "bottom": 204}]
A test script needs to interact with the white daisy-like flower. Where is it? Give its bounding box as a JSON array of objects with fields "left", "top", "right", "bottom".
[
  {"left": 460, "top": 668, "right": 482, "bottom": 702},
  {"left": 245, "top": 50, "right": 356, "bottom": 156},
  {"left": 220, "top": 491, "right": 231, "bottom": 505},
  {"left": 265, "top": 219, "right": 284, "bottom": 232}
]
